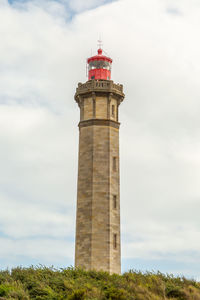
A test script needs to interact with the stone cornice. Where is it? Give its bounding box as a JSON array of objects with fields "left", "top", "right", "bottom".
[
  {"left": 75, "top": 80, "right": 124, "bottom": 106},
  {"left": 79, "top": 119, "right": 120, "bottom": 129}
]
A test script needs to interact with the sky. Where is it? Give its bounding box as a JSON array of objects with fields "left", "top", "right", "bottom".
[{"left": 1, "top": 0, "right": 200, "bottom": 278}]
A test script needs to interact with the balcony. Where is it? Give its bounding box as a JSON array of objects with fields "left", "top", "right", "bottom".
[{"left": 75, "top": 80, "right": 124, "bottom": 100}]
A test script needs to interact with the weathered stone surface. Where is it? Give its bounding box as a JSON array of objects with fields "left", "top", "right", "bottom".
[{"left": 75, "top": 80, "right": 124, "bottom": 274}]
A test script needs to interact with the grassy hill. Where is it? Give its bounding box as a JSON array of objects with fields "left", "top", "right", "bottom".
[{"left": 0, "top": 267, "right": 200, "bottom": 299}]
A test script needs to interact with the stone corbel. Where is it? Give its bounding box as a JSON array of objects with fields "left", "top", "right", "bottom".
[{"left": 77, "top": 95, "right": 84, "bottom": 121}]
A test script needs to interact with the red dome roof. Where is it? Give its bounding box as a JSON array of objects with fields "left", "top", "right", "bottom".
[{"left": 87, "top": 48, "right": 112, "bottom": 64}]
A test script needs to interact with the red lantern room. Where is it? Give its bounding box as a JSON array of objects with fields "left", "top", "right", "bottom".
[{"left": 87, "top": 48, "right": 112, "bottom": 81}]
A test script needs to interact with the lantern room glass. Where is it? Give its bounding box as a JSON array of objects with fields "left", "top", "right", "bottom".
[{"left": 89, "top": 60, "right": 111, "bottom": 71}]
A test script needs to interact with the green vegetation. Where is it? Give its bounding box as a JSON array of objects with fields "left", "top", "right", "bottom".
[{"left": 0, "top": 266, "right": 200, "bottom": 299}]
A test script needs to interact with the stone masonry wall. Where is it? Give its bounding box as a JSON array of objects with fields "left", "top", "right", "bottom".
[{"left": 75, "top": 80, "right": 124, "bottom": 274}]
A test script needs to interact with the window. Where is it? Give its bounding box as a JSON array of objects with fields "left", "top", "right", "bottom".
[
  {"left": 113, "top": 157, "right": 117, "bottom": 171},
  {"left": 93, "top": 98, "right": 96, "bottom": 118},
  {"left": 112, "top": 105, "right": 115, "bottom": 117},
  {"left": 113, "top": 195, "right": 117, "bottom": 209},
  {"left": 113, "top": 234, "right": 117, "bottom": 249},
  {"left": 89, "top": 60, "right": 111, "bottom": 71}
]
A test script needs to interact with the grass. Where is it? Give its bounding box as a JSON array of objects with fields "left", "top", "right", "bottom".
[{"left": 0, "top": 266, "right": 199, "bottom": 299}]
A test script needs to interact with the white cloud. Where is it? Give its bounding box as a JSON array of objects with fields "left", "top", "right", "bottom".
[
  {"left": 1, "top": 0, "right": 200, "bottom": 276},
  {"left": 67, "top": 0, "right": 113, "bottom": 13}
]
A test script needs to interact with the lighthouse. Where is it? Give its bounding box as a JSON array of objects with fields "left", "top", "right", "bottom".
[{"left": 74, "top": 46, "right": 125, "bottom": 274}]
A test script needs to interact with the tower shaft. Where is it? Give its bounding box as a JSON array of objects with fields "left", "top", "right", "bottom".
[{"left": 75, "top": 80, "right": 124, "bottom": 274}]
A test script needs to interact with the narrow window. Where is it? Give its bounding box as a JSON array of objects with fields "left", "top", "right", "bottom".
[
  {"left": 113, "top": 195, "right": 117, "bottom": 209},
  {"left": 93, "top": 98, "right": 96, "bottom": 118},
  {"left": 113, "top": 234, "right": 117, "bottom": 249},
  {"left": 113, "top": 157, "right": 117, "bottom": 171},
  {"left": 112, "top": 104, "right": 115, "bottom": 117}
]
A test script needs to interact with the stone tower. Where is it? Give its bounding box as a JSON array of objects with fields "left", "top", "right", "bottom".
[{"left": 74, "top": 47, "right": 124, "bottom": 274}]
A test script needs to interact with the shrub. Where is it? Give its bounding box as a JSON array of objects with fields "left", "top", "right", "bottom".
[
  {"left": 0, "top": 284, "right": 12, "bottom": 296},
  {"left": 0, "top": 267, "right": 199, "bottom": 300},
  {"left": 67, "top": 289, "right": 86, "bottom": 300}
]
